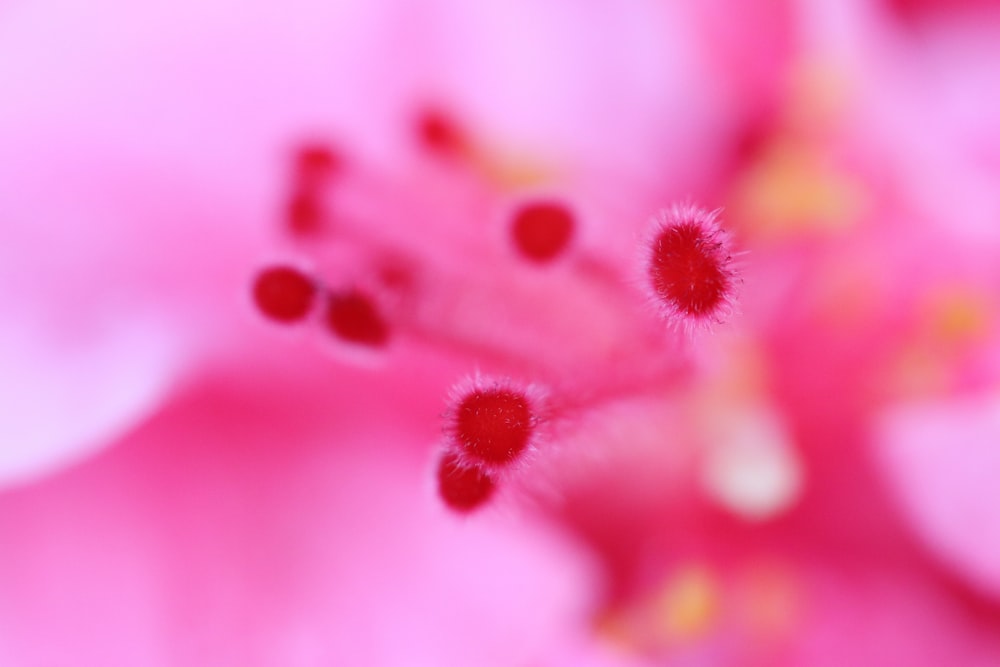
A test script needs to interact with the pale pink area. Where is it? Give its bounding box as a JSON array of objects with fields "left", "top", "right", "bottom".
[
  {"left": 0, "top": 142, "right": 263, "bottom": 485},
  {"left": 802, "top": 0, "right": 1000, "bottom": 245},
  {"left": 876, "top": 394, "right": 1000, "bottom": 599},
  {"left": 0, "top": 312, "right": 179, "bottom": 488},
  {"left": 546, "top": 640, "right": 658, "bottom": 667},
  {"left": 0, "top": 349, "right": 595, "bottom": 666}
]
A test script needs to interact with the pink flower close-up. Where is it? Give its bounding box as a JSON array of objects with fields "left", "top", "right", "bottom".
[{"left": 2, "top": 0, "right": 1000, "bottom": 665}]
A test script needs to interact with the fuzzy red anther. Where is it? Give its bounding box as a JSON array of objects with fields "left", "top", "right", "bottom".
[
  {"left": 647, "top": 204, "right": 736, "bottom": 325},
  {"left": 437, "top": 452, "right": 495, "bottom": 512},
  {"left": 252, "top": 265, "right": 317, "bottom": 324},
  {"left": 453, "top": 386, "right": 534, "bottom": 466},
  {"left": 511, "top": 201, "right": 575, "bottom": 263},
  {"left": 324, "top": 290, "right": 390, "bottom": 347}
]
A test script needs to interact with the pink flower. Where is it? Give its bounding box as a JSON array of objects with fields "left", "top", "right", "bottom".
[{"left": 3, "top": 0, "right": 1000, "bottom": 665}]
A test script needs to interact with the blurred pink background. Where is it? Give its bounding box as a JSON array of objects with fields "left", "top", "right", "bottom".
[{"left": 2, "top": 0, "right": 1000, "bottom": 665}]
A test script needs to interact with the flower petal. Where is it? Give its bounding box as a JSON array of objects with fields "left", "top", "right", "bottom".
[{"left": 876, "top": 393, "right": 1000, "bottom": 598}]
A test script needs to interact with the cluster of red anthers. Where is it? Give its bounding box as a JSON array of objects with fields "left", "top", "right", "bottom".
[
  {"left": 252, "top": 263, "right": 390, "bottom": 348},
  {"left": 435, "top": 376, "right": 547, "bottom": 511},
  {"left": 251, "top": 118, "right": 738, "bottom": 514},
  {"left": 251, "top": 140, "right": 391, "bottom": 348},
  {"left": 285, "top": 142, "right": 340, "bottom": 237}
]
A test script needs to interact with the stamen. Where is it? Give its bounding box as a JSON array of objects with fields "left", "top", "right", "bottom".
[
  {"left": 324, "top": 290, "right": 390, "bottom": 347},
  {"left": 285, "top": 188, "right": 326, "bottom": 237},
  {"left": 251, "top": 265, "right": 317, "bottom": 324},
  {"left": 511, "top": 201, "right": 575, "bottom": 263},
  {"left": 647, "top": 204, "right": 737, "bottom": 325},
  {"left": 294, "top": 142, "right": 340, "bottom": 188},
  {"left": 437, "top": 452, "right": 495, "bottom": 512},
  {"left": 450, "top": 383, "right": 535, "bottom": 466},
  {"left": 416, "top": 108, "right": 466, "bottom": 157}
]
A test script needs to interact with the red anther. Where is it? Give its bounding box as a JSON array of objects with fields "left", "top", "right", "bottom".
[
  {"left": 374, "top": 257, "right": 416, "bottom": 296},
  {"left": 252, "top": 265, "right": 317, "bottom": 324},
  {"left": 416, "top": 109, "right": 465, "bottom": 156},
  {"left": 324, "top": 290, "right": 389, "bottom": 347},
  {"left": 454, "top": 387, "right": 534, "bottom": 465},
  {"left": 294, "top": 142, "right": 340, "bottom": 187},
  {"left": 511, "top": 201, "right": 575, "bottom": 263},
  {"left": 286, "top": 188, "right": 326, "bottom": 237},
  {"left": 648, "top": 204, "right": 736, "bottom": 323},
  {"left": 437, "top": 452, "right": 495, "bottom": 512}
]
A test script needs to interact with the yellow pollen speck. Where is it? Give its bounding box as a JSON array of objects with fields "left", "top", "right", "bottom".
[
  {"left": 926, "top": 288, "right": 991, "bottom": 346},
  {"left": 467, "top": 143, "right": 555, "bottom": 190},
  {"left": 882, "top": 287, "right": 993, "bottom": 399},
  {"left": 654, "top": 565, "right": 719, "bottom": 641},
  {"left": 487, "top": 160, "right": 553, "bottom": 190},
  {"left": 731, "top": 57, "right": 865, "bottom": 239},
  {"left": 734, "top": 140, "right": 864, "bottom": 239}
]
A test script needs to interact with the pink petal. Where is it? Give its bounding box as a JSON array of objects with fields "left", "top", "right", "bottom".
[
  {"left": 876, "top": 394, "right": 1000, "bottom": 598},
  {"left": 0, "top": 311, "right": 180, "bottom": 488},
  {"left": 0, "top": 363, "right": 596, "bottom": 665}
]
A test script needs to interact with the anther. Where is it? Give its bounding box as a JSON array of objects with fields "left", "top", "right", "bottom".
[
  {"left": 285, "top": 188, "right": 326, "bottom": 237},
  {"left": 647, "top": 204, "right": 736, "bottom": 324},
  {"left": 251, "top": 265, "right": 317, "bottom": 324},
  {"left": 437, "top": 452, "right": 495, "bottom": 512},
  {"left": 511, "top": 201, "right": 575, "bottom": 263},
  {"left": 294, "top": 142, "right": 340, "bottom": 188},
  {"left": 324, "top": 290, "right": 390, "bottom": 347},
  {"left": 451, "top": 384, "right": 535, "bottom": 466},
  {"left": 416, "top": 108, "right": 466, "bottom": 157}
]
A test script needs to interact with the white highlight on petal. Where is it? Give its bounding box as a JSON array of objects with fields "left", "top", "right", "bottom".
[
  {"left": 0, "top": 313, "right": 180, "bottom": 488},
  {"left": 701, "top": 404, "right": 803, "bottom": 521}
]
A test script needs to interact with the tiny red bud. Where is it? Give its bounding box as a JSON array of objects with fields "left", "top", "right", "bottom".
[
  {"left": 251, "top": 265, "right": 317, "bottom": 324},
  {"left": 294, "top": 142, "right": 340, "bottom": 187},
  {"left": 437, "top": 452, "right": 495, "bottom": 512},
  {"left": 324, "top": 290, "right": 390, "bottom": 347},
  {"left": 416, "top": 109, "right": 466, "bottom": 157},
  {"left": 511, "top": 201, "right": 575, "bottom": 263},
  {"left": 285, "top": 188, "right": 327, "bottom": 237}
]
